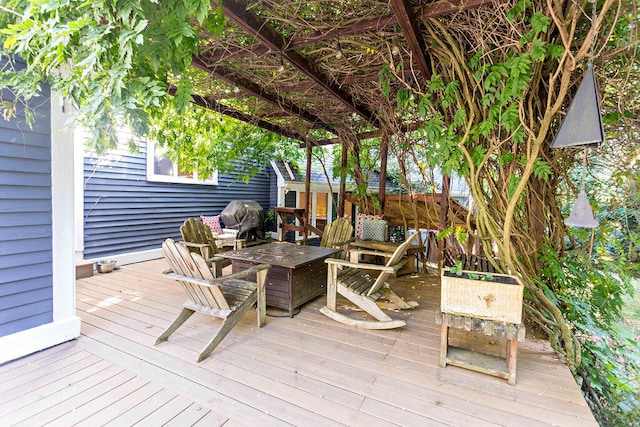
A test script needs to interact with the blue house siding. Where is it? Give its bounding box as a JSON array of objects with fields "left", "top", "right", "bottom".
[
  {"left": 83, "top": 141, "right": 273, "bottom": 259},
  {"left": 0, "top": 67, "right": 53, "bottom": 337}
]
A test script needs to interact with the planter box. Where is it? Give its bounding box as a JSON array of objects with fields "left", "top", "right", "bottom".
[{"left": 441, "top": 269, "right": 524, "bottom": 324}]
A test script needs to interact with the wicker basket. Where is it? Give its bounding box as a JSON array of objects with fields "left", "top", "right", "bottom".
[{"left": 441, "top": 269, "right": 524, "bottom": 324}]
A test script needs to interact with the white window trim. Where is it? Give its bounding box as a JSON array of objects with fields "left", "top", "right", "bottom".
[{"left": 146, "top": 141, "right": 218, "bottom": 185}]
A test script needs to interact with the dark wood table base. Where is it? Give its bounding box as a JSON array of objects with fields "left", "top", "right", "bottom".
[{"left": 220, "top": 243, "right": 340, "bottom": 317}]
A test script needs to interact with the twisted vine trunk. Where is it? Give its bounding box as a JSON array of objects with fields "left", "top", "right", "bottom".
[{"left": 356, "top": 0, "right": 617, "bottom": 368}]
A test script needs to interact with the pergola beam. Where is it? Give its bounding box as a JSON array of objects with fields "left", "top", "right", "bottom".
[
  {"left": 192, "top": 55, "right": 335, "bottom": 134},
  {"left": 390, "top": 0, "right": 432, "bottom": 79},
  {"left": 218, "top": 0, "right": 381, "bottom": 128},
  {"left": 281, "top": 71, "right": 414, "bottom": 92},
  {"left": 207, "top": 0, "right": 493, "bottom": 64},
  {"left": 167, "top": 85, "right": 317, "bottom": 146},
  {"left": 315, "top": 121, "right": 424, "bottom": 146}
]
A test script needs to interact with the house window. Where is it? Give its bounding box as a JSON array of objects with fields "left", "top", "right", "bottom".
[{"left": 146, "top": 142, "right": 218, "bottom": 185}]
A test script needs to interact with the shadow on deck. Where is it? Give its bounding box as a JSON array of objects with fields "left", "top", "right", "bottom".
[{"left": 0, "top": 259, "right": 597, "bottom": 426}]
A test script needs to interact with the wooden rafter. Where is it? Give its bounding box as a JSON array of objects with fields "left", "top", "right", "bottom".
[
  {"left": 390, "top": 0, "right": 431, "bottom": 79},
  {"left": 207, "top": 0, "right": 494, "bottom": 64},
  {"left": 281, "top": 71, "right": 415, "bottom": 92},
  {"left": 191, "top": 55, "right": 336, "bottom": 134},
  {"left": 167, "top": 85, "right": 317, "bottom": 146},
  {"left": 218, "top": 0, "right": 381, "bottom": 128},
  {"left": 315, "top": 121, "right": 425, "bottom": 146}
]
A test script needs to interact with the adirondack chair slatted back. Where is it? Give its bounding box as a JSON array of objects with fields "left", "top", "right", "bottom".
[
  {"left": 162, "top": 239, "right": 230, "bottom": 310},
  {"left": 180, "top": 217, "right": 218, "bottom": 257},
  {"left": 158, "top": 238, "right": 270, "bottom": 361},
  {"left": 367, "top": 231, "right": 421, "bottom": 296},
  {"left": 319, "top": 218, "right": 353, "bottom": 260}
]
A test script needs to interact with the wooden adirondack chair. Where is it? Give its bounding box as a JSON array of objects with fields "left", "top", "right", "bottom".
[
  {"left": 156, "top": 238, "right": 271, "bottom": 362},
  {"left": 319, "top": 217, "right": 354, "bottom": 260},
  {"left": 180, "top": 217, "right": 229, "bottom": 277},
  {"left": 320, "top": 231, "right": 420, "bottom": 329}
]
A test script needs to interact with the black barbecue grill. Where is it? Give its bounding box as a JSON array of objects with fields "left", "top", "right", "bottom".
[{"left": 220, "top": 200, "right": 266, "bottom": 242}]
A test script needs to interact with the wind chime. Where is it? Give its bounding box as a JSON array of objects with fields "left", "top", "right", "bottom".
[{"left": 551, "top": 0, "right": 604, "bottom": 241}]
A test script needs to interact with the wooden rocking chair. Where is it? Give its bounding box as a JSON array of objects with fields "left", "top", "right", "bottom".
[
  {"left": 320, "top": 231, "right": 420, "bottom": 329},
  {"left": 180, "top": 217, "right": 229, "bottom": 277},
  {"left": 156, "top": 238, "right": 271, "bottom": 362},
  {"left": 319, "top": 217, "right": 354, "bottom": 260}
]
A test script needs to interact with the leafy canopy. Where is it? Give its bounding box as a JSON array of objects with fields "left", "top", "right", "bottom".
[
  {"left": 0, "top": 0, "right": 224, "bottom": 153},
  {"left": 148, "top": 97, "right": 304, "bottom": 183}
]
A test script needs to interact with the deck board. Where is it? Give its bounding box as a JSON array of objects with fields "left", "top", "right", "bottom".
[{"left": 0, "top": 258, "right": 597, "bottom": 426}]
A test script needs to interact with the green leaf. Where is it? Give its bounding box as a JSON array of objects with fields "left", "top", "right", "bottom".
[
  {"left": 498, "top": 152, "right": 515, "bottom": 166},
  {"left": 378, "top": 64, "right": 392, "bottom": 98},
  {"left": 452, "top": 109, "right": 466, "bottom": 128},
  {"left": 546, "top": 44, "right": 564, "bottom": 59},
  {"left": 507, "top": 173, "right": 520, "bottom": 198},
  {"left": 427, "top": 74, "right": 445, "bottom": 93},
  {"left": 531, "top": 13, "right": 549, "bottom": 34},
  {"left": 532, "top": 158, "right": 552, "bottom": 180},
  {"left": 468, "top": 50, "right": 483, "bottom": 70},
  {"left": 470, "top": 145, "right": 487, "bottom": 167},
  {"left": 501, "top": 103, "right": 520, "bottom": 132},
  {"left": 507, "top": 0, "right": 530, "bottom": 22},
  {"left": 173, "top": 78, "right": 193, "bottom": 112},
  {"left": 476, "top": 119, "right": 495, "bottom": 137},
  {"left": 203, "top": 6, "right": 226, "bottom": 37},
  {"left": 437, "top": 227, "right": 454, "bottom": 241},
  {"left": 530, "top": 39, "right": 547, "bottom": 62}
]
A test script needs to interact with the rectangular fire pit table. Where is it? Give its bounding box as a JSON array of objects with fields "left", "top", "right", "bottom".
[{"left": 218, "top": 242, "right": 340, "bottom": 317}]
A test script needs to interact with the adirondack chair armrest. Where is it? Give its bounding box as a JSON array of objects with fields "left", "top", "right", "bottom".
[
  {"left": 331, "top": 238, "right": 355, "bottom": 248},
  {"left": 205, "top": 255, "right": 225, "bottom": 265},
  {"left": 214, "top": 263, "right": 272, "bottom": 282},
  {"left": 389, "top": 259, "right": 408, "bottom": 272},
  {"left": 180, "top": 241, "right": 209, "bottom": 251},
  {"left": 163, "top": 270, "right": 212, "bottom": 288},
  {"left": 162, "top": 263, "right": 272, "bottom": 288},
  {"left": 349, "top": 248, "right": 390, "bottom": 257},
  {"left": 325, "top": 258, "right": 397, "bottom": 274}
]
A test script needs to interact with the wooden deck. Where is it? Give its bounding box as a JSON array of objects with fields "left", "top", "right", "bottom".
[{"left": 0, "top": 259, "right": 597, "bottom": 426}]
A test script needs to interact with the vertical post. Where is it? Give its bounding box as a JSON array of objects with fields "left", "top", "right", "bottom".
[
  {"left": 339, "top": 142, "right": 347, "bottom": 217},
  {"left": 437, "top": 174, "right": 450, "bottom": 271},
  {"left": 304, "top": 144, "right": 312, "bottom": 242},
  {"left": 440, "top": 322, "right": 449, "bottom": 368},
  {"left": 379, "top": 133, "right": 388, "bottom": 215},
  {"left": 256, "top": 268, "right": 268, "bottom": 327},
  {"left": 352, "top": 138, "right": 363, "bottom": 208},
  {"left": 326, "top": 263, "right": 338, "bottom": 310}
]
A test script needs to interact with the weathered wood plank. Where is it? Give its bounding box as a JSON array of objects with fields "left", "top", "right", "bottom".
[
  {"left": 46, "top": 376, "right": 152, "bottom": 426},
  {"left": 77, "top": 382, "right": 166, "bottom": 425},
  {"left": 103, "top": 388, "right": 181, "bottom": 426},
  {"left": 0, "top": 359, "right": 114, "bottom": 416},
  {"left": 0, "top": 340, "right": 78, "bottom": 375},
  {"left": 10, "top": 369, "right": 136, "bottom": 426},
  {"left": 163, "top": 403, "right": 212, "bottom": 426},
  {"left": 191, "top": 408, "right": 232, "bottom": 426},
  {"left": 77, "top": 327, "right": 296, "bottom": 426},
  {"left": 0, "top": 259, "right": 595, "bottom": 427},
  {"left": 131, "top": 395, "right": 196, "bottom": 426},
  {"left": 0, "top": 351, "right": 94, "bottom": 394}
]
